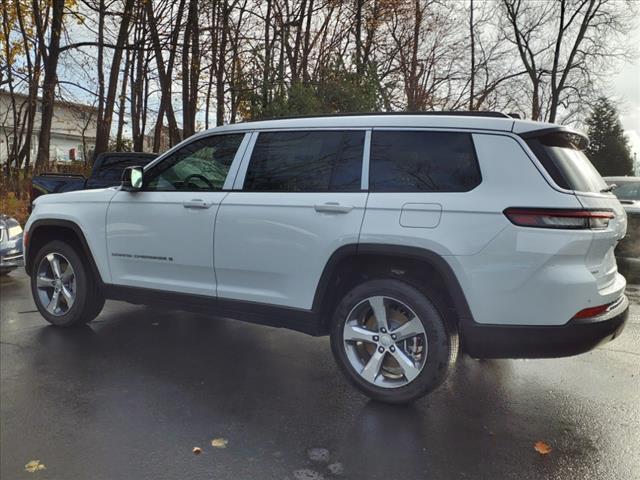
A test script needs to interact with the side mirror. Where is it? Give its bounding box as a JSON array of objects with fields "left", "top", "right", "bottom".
[{"left": 121, "top": 166, "right": 144, "bottom": 191}]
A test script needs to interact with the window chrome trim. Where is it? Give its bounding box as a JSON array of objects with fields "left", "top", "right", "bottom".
[
  {"left": 223, "top": 132, "right": 253, "bottom": 190},
  {"left": 232, "top": 131, "right": 258, "bottom": 190},
  {"left": 361, "top": 130, "right": 371, "bottom": 191}
]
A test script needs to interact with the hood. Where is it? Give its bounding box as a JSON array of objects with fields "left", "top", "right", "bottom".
[{"left": 33, "top": 187, "right": 120, "bottom": 206}]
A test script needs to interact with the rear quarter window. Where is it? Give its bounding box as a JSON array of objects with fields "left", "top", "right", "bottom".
[
  {"left": 525, "top": 132, "right": 607, "bottom": 193},
  {"left": 369, "top": 131, "right": 481, "bottom": 192}
]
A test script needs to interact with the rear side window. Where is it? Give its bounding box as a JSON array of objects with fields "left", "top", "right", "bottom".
[
  {"left": 369, "top": 131, "right": 481, "bottom": 192},
  {"left": 243, "top": 131, "right": 364, "bottom": 192},
  {"left": 525, "top": 132, "right": 607, "bottom": 193}
]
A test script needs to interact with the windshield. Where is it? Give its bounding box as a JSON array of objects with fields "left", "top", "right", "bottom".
[
  {"left": 526, "top": 132, "right": 608, "bottom": 193},
  {"left": 611, "top": 181, "right": 640, "bottom": 201}
]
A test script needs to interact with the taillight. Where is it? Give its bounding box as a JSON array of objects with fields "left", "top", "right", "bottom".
[
  {"left": 572, "top": 302, "right": 612, "bottom": 319},
  {"left": 503, "top": 208, "right": 614, "bottom": 230}
]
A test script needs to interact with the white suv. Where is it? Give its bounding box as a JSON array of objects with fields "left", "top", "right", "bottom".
[{"left": 24, "top": 113, "right": 630, "bottom": 403}]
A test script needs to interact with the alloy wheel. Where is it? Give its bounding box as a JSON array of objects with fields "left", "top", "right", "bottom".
[
  {"left": 36, "top": 253, "right": 76, "bottom": 316},
  {"left": 343, "top": 296, "right": 428, "bottom": 388}
]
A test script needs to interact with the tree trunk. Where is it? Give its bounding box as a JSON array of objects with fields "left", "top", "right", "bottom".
[
  {"left": 261, "top": 0, "right": 272, "bottom": 112},
  {"left": 115, "top": 48, "right": 131, "bottom": 149},
  {"left": 354, "top": 0, "right": 363, "bottom": 74},
  {"left": 14, "top": 0, "right": 42, "bottom": 175},
  {"left": 96, "top": 0, "right": 105, "bottom": 151},
  {"left": 94, "top": 0, "right": 136, "bottom": 159},
  {"left": 407, "top": 0, "right": 422, "bottom": 111},
  {"left": 469, "top": 0, "right": 475, "bottom": 110},
  {"left": 35, "top": 0, "right": 65, "bottom": 171},
  {"left": 216, "top": 0, "right": 230, "bottom": 126},
  {"left": 181, "top": 0, "right": 200, "bottom": 137},
  {"left": 300, "top": 0, "right": 314, "bottom": 83},
  {"left": 146, "top": 0, "right": 184, "bottom": 145}
]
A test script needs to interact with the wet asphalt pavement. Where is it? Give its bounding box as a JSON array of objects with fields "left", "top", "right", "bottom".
[{"left": 1, "top": 271, "right": 639, "bottom": 480}]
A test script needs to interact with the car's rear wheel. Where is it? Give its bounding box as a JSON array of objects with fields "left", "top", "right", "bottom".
[
  {"left": 30, "top": 240, "right": 104, "bottom": 327},
  {"left": 330, "top": 279, "right": 457, "bottom": 404}
]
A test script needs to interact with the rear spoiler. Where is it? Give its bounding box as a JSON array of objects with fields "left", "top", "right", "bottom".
[{"left": 517, "top": 127, "right": 589, "bottom": 150}]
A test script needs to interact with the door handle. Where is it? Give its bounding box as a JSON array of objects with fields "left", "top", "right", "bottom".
[
  {"left": 314, "top": 202, "right": 353, "bottom": 214},
  {"left": 183, "top": 199, "right": 212, "bottom": 209}
]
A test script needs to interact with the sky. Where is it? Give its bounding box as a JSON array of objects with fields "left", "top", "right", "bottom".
[{"left": 612, "top": 22, "right": 640, "bottom": 168}]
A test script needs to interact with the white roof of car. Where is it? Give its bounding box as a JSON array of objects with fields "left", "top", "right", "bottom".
[{"left": 192, "top": 113, "right": 566, "bottom": 137}]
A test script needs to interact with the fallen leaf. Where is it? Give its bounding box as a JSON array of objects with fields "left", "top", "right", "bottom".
[
  {"left": 534, "top": 441, "right": 552, "bottom": 455},
  {"left": 211, "top": 438, "right": 228, "bottom": 448},
  {"left": 192, "top": 447, "right": 202, "bottom": 455},
  {"left": 25, "top": 460, "right": 46, "bottom": 472}
]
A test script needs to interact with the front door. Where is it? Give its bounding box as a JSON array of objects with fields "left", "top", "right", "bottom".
[
  {"left": 215, "top": 129, "right": 369, "bottom": 309},
  {"left": 106, "top": 133, "right": 248, "bottom": 296}
]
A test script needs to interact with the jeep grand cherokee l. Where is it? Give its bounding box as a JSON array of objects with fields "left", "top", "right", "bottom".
[{"left": 23, "top": 113, "right": 629, "bottom": 403}]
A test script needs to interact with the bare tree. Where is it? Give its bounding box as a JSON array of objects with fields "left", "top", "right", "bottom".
[
  {"left": 93, "top": 0, "right": 135, "bottom": 158},
  {"left": 501, "top": 0, "right": 634, "bottom": 121},
  {"left": 34, "top": 0, "right": 65, "bottom": 171}
]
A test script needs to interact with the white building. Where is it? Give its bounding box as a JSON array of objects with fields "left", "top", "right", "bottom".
[{"left": 0, "top": 90, "right": 98, "bottom": 164}]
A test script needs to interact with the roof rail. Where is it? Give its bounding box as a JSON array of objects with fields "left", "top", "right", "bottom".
[{"left": 246, "top": 111, "right": 512, "bottom": 123}]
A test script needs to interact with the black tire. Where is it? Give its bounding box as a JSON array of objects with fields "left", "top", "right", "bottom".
[
  {"left": 30, "top": 240, "right": 105, "bottom": 327},
  {"left": 330, "top": 279, "right": 458, "bottom": 404}
]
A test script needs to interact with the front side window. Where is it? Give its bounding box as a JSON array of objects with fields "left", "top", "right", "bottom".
[
  {"left": 243, "top": 130, "right": 364, "bottom": 192},
  {"left": 369, "top": 131, "right": 481, "bottom": 192},
  {"left": 146, "top": 134, "right": 244, "bottom": 191}
]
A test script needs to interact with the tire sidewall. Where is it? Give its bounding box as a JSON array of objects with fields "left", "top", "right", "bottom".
[
  {"left": 330, "top": 279, "right": 452, "bottom": 403},
  {"left": 30, "top": 240, "right": 91, "bottom": 327}
]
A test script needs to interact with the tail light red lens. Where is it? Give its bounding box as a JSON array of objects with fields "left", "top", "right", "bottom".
[
  {"left": 572, "top": 302, "right": 612, "bottom": 319},
  {"left": 503, "top": 208, "right": 614, "bottom": 230}
]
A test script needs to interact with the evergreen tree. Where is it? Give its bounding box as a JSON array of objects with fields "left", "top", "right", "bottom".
[{"left": 585, "top": 97, "right": 634, "bottom": 176}]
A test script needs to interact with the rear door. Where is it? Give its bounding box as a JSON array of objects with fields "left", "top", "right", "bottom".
[
  {"left": 360, "top": 129, "right": 492, "bottom": 257},
  {"left": 106, "top": 133, "right": 248, "bottom": 295},
  {"left": 214, "top": 129, "right": 368, "bottom": 309},
  {"left": 525, "top": 131, "right": 627, "bottom": 291}
]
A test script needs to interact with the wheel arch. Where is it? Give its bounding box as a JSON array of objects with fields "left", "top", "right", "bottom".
[
  {"left": 313, "top": 244, "right": 474, "bottom": 334},
  {"left": 25, "top": 219, "right": 103, "bottom": 285}
]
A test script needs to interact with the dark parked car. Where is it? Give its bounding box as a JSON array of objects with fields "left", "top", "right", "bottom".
[
  {"left": 605, "top": 176, "right": 640, "bottom": 282},
  {"left": 0, "top": 215, "right": 24, "bottom": 276},
  {"left": 31, "top": 152, "right": 157, "bottom": 204}
]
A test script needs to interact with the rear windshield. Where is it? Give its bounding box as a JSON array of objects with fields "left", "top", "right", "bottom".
[{"left": 525, "top": 132, "right": 607, "bottom": 193}]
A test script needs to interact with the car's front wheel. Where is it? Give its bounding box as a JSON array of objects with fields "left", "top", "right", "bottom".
[
  {"left": 330, "top": 279, "right": 457, "bottom": 404},
  {"left": 30, "top": 240, "right": 105, "bottom": 327}
]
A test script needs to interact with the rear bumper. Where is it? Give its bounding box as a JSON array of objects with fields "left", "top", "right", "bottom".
[{"left": 462, "top": 295, "right": 629, "bottom": 359}]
